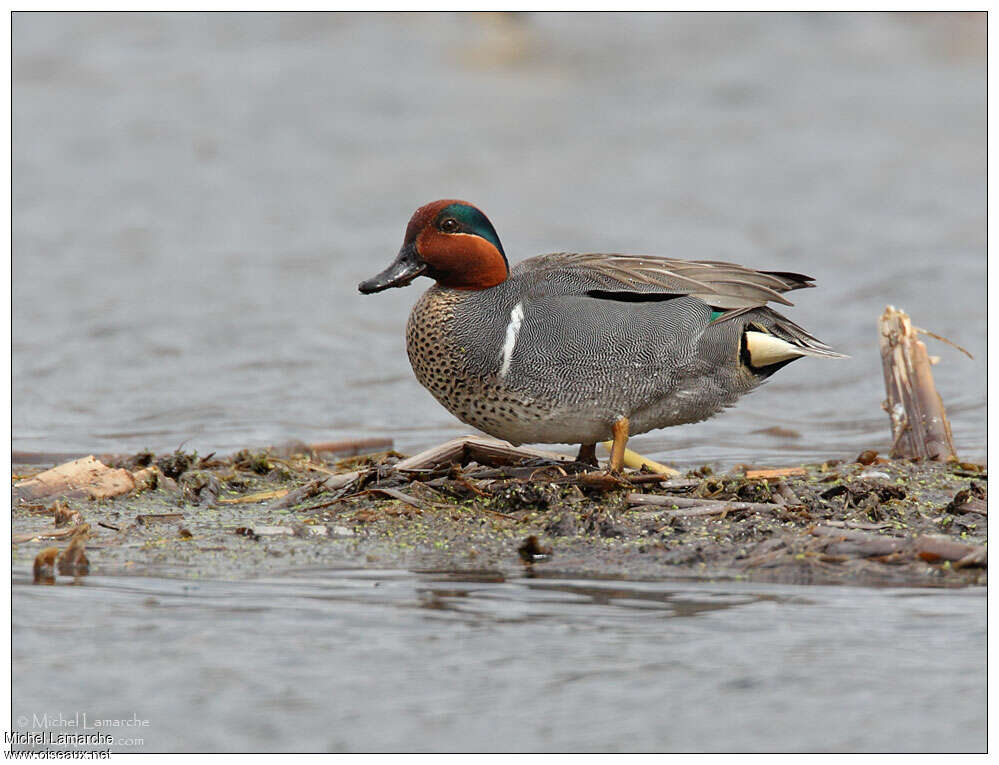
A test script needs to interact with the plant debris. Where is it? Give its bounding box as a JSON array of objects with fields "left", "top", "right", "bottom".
[
  {"left": 11, "top": 437, "right": 987, "bottom": 588},
  {"left": 13, "top": 456, "right": 137, "bottom": 501}
]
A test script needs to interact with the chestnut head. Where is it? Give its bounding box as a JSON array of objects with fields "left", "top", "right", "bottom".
[{"left": 359, "top": 200, "right": 508, "bottom": 294}]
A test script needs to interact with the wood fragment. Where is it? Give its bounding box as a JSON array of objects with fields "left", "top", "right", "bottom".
[
  {"left": 13, "top": 455, "right": 136, "bottom": 501},
  {"left": 626, "top": 476, "right": 698, "bottom": 488},
  {"left": 633, "top": 507, "right": 720, "bottom": 521},
  {"left": 810, "top": 525, "right": 900, "bottom": 542},
  {"left": 953, "top": 548, "right": 988, "bottom": 569},
  {"left": 13, "top": 526, "right": 82, "bottom": 544},
  {"left": 57, "top": 535, "right": 90, "bottom": 576},
  {"left": 774, "top": 481, "right": 802, "bottom": 506},
  {"left": 284, "top": 460, "right": 340, "bottom": 477},
  {"left": 393, "top": 436, "right": 573, "bottom": 472},
  {"left": 266, "top": 478, "right": 331, "bottom": 510},
  {"left": 33, "top": 547, "right": 59, "bottom": 584},
  {"left": 573, "top": 471, "right": 632, "bottom": 491},
  {"left": 878, "top": 306, "right": 958, "bottom": 461},
  {"left": 262, "top": 472, "right": 365, "bottom": 512},
  {"left": 955, "top": 497, "right": 987, "bottom": 515},
  {"left": 131, "top": 466, "right": 162, "bottom": 491},
  {"left": 735, "top": 541, "right": 789, "bottom": 569},
  {"left": 822, "top": 520, "right": 892, "bottom": 531},
  {"left": 52, "top": 502, "right": 84, "bottom": 528},
  {"left": 855, "top": 450, "right": 879, "bottom": 466},
  {"left": 626, "top": 494, "right": 783, "bottom": 516},
  {"left": 626, "top": 494, "right": 705, "bottom": 508},
  {"left": 823, "top": 538, "right": 901, "bottom": 557},
  {"left": 913, "top": 535, "right": 985, "bottom": 565},
  {"left": 364, "top": 486, "right": 425, "bottom": 508},
  {"left": 217, "top": 488, "right": 290, "bottom": 505},
  {"left": 136, "top": 513, "right": 184, "bottom": 525},
  {"left": 250, "top": 526, "right": 296, "bottom": 537},
  {"left": 811, "top": 525, "right": 985, "bottom": 565},
  {"left": 946, "top": 488, "right": 987, "bottom": 516},
  {"left": 451, "top": 475, "right": 489, "bottom": 496},
  {"left": 321, "top": 470, "right": 365, "bottom": 491},
  {"left": 744, "top": 467, "right": 806, "bottom": 479}
]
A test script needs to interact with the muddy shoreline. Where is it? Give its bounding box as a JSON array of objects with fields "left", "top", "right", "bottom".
[{"left": 12, "top": 441, "right": 987, "bottom": 588}]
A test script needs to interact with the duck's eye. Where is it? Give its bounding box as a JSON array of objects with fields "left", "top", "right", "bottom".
[{"left": 439, "top": 218, "right": 459, "bottom": 233}]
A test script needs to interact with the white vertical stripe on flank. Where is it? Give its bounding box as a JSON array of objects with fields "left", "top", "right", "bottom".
[{"left": 499, "top": 302, "right": 525, "bottom": 378}]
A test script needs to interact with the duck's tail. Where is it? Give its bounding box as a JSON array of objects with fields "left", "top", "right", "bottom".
[{"left": 725, "top": 306, "right": 846, "bottom": 370}]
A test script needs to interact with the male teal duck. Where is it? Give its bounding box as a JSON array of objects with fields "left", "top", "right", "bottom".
[{"left": 359, "top": 199, "right": 844, "bottom": 470}]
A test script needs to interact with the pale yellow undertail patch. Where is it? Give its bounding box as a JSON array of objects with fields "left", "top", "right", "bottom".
[{"left": 745, "top": 331, "right": 806, "bottom": 367}]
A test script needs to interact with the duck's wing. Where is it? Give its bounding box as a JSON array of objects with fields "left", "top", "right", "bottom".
[{"left": 514, "top": 252, "right": 815, "bottom": 311}]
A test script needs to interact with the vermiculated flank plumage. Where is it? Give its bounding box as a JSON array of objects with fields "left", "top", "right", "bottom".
[{"left": 404, "top": 252, "right": 843, "bottom": 446}]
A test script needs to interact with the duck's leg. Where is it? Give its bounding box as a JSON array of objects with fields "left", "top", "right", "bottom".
[
  {"left": 609, "top": 417, "right": 629, "bottom": 473},
  {"left": 576, "top": 443, "right": 598, "bottom": 466}
]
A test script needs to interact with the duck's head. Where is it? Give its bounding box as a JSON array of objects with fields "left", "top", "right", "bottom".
[{"left": 358, "top": 200, "right": 508, "bottom": 294}]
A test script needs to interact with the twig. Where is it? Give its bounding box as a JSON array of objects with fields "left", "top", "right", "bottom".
[
  {"left": 744, "top": 467, "right": 806, "bottom": 479},
  {"left": 363, "top": 487, "right": 425, "bottom": 508},
  {"left": 136, "top": 513, "right": 185, "bottom": 525},
  {"left": 911, "top": 326, "right": 974, "bottom": 359},
  {"left": 626, "top": 475, "right": 699, "bottom": 488},
  {"left": 217, "top": 489, "right": 290, "bottom": 505},
  {"left": 13, "top": 527, "right": 80, "bottom": 544},
  {"left": 626, "top": 494, "right": 784, "bottom": 515}
]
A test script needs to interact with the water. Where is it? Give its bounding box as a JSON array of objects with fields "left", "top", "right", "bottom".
[
  {"left": 11, "top": 570, "right": 985, "bottom": 752},
  {"left": 11, "top": 14, "right": 986, "bottom": 754},
  {"left": 12, "top": 13, "right": 986, "bottom": 467}
]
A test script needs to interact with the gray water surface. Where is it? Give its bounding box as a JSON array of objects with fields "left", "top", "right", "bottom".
[
  {"left": 13, "top": 13, "right": 986, "bottom": 467},
  {"left": 11, "top": 570, "right": 986, "bottom": 752}
]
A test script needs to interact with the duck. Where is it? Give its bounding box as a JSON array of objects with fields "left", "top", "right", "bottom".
[{"left": 359, "top": 199, "right": 844, "bottom": 471}]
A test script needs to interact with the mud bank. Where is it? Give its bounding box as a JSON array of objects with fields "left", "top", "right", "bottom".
[{"left": 12, "top": 442, "right": 986, "bottom": 587}]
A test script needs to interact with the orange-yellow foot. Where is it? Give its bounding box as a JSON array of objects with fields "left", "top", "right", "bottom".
[
  {"left": 599, "top": 434, "right": 682, "bottom": 477},
  {"left": 609, "top": 417, "right": 629, "bottom": 473}
]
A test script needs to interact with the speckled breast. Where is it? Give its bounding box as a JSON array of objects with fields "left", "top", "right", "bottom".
[{"left": 405, "top": 286, "right": 559, "bottom": 443}]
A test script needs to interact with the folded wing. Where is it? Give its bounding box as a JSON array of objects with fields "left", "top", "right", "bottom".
[{"left": 515, "top": 252, "right": 816, "bottom": 311}]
